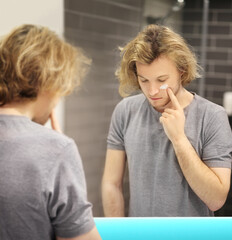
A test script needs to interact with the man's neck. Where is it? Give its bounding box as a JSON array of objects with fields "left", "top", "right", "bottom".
[
  {"left": 0, "top": 102, "right": 35, "bottom": 119},
  {"left": 175, "top": 87, "right": 193, "bottom": 109}
]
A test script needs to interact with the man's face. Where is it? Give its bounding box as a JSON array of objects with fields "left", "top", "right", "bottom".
[
  {"left": 136, "top": 55, "right": 182, "bottom": 112},
  {"left": 32, "top": 92, "right": 60, "bottom": 125}
]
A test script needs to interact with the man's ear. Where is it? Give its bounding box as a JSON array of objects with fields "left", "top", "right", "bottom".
[{"left": 179, "top": 71, "right": 184, "bottom": 84}]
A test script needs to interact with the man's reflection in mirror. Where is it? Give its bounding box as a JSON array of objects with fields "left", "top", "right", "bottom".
[{"left": 102, "top": 24, "right": 232, "bottom": 217}]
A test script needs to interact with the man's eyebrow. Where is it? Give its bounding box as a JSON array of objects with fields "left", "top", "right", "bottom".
[
  {"left": 137, "top": 74, "right": 169, "bottom": 79},
  {"left": 137, "top": 74, "right": 147, "bottom": 79},
  {"left": 158, "top": 74, "right": 169, "bottom": 78}
]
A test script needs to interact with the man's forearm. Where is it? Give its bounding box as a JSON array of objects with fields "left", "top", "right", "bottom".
[
  {"left": 172, "top": 135, "right": 229, "bottom": 211},
  {"left": 102, "top": 182, "right": 125, "bottom": 217}
]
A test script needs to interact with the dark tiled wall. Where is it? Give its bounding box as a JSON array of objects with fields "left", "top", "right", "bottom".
[
  {"left": 182, "top": 0, "right": 232, "bottom": 106},
  {"left": 182, "top": 0, "right": 232, "bottom": 216},
  {"left": 64, "top": 0, "right": 143, "bottom": 216}
]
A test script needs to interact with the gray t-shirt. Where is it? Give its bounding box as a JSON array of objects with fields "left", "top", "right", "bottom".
[
  {"left": 107, "top": 93, "right": 232, "bottom": 217},
  {"left": 0, "top": 115, "right": 95, "bottom": 239}
]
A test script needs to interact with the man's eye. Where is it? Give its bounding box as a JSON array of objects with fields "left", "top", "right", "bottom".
[
  {"left": 140, "top": 79, "right": 148, "bottom": 83},
  {"left": 158, "top": 79, "right": 167, "bottom": 82}
]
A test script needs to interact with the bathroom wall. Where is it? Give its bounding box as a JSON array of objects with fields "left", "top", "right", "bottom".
[
  {"left": 0, "top": 0, "right": 63, "bottom": 35},
  {"left": 181, "top": 0, "right": 232, "bottom": 106}
]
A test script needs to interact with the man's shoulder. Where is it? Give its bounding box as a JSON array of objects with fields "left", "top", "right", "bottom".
[
  {"left": 27, "top": 124, "right": 79, "bottom": 169},
  {"left": 117, "top": 93, "right": 146, "bottom": 110},
  {"left": 37, "top": 124, "right": 74, "bottom": 146},
  {"left": 25, "top": 121, "right": 75, "bottom": 151},
  {"left": 194, "top": 93, "right": 225, "bottom": 114},
  {"left": 123, "top": 93, "right": 146, "bottom": 103}
]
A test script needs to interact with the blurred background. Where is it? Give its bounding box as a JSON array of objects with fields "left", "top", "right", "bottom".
[{"left": 1, "top": 0, "right": 232, "bottom": 217}]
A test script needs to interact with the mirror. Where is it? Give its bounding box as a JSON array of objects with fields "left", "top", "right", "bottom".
[
  {"left": 64, "top": 0, "right": 232, "bottom": 217},
  {"left": 2, "top": 0, "right": 231, "bottom": 218}
]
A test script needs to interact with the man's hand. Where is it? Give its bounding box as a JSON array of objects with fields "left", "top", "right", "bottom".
[
  {"left": 159, "top": 88, "right": 185, "bottom": 143},
  {"left": 50, "top": 109, "right": 62, "bottom": 133}
]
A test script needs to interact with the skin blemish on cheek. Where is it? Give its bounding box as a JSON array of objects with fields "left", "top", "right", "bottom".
[{"left": 160, "top": 84, "right": 168, "bottom": 90}]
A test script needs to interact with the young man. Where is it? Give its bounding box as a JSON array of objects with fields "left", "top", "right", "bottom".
[
  {"left": 0, "top": 24, "right": 101, "bottom": 240},
  {"left": 102, "top": 24, "right": 232, "bottom": 217}
]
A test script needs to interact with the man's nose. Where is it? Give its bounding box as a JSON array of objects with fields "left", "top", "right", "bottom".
[{"left": 148, "top": 84, "right": 159, "bottom": 96}]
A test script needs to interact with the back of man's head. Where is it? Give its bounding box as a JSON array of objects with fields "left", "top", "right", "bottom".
[{"left": 0, "top": 24, "right": 89, "bottom": 106}]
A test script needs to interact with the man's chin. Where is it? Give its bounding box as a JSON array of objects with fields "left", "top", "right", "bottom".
[{"left": 150, "top": 100, "right": 170, "bottom": 112}]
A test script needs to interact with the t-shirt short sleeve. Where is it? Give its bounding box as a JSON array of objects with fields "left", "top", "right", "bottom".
[
  {"left": 46, "top": 140, "right": 95, "bottom": 238},
  {"left": 107, "top": 100, "right": 125, "bottom": 151},
  {"left": 202, "top": 109, "right": 232, "bottom": 169}
]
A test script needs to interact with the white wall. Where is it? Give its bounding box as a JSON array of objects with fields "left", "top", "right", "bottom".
[
  {"left": 0, "top": 0, "right": 65, "bottom": 130},
  {"left": 0, "top": 0, "right": 63, "bottom": 35}
]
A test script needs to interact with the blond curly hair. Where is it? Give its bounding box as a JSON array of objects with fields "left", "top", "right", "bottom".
[
  {"left": 0, "top": 24, "right": 89, "bottom": 106},
  {"left": 116, "top": 24, "right": 201, "bottom": 97}
]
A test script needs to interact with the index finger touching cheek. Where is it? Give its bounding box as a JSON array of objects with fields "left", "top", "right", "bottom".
[{"left": 167, "top": 88, "right": 181, "bottom": 110}]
